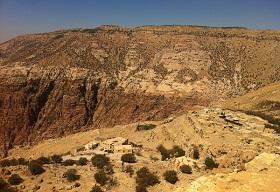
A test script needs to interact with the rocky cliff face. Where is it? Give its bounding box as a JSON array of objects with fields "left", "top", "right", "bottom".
[{"left": 0, "top": 25, "right": 280, "bottom": 157}]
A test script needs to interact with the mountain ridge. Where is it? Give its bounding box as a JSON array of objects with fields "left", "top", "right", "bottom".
[{"left": 0, "top": 25, "right": 280, "bottom": 157}]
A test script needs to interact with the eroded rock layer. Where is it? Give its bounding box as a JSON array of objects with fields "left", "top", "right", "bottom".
[{"left": 0, "top": 25, "right": 280, "bottom": 157}]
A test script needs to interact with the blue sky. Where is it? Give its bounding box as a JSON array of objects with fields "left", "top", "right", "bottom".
[{"left": 0, "top": 0, "right": 280, "bottom": 42}]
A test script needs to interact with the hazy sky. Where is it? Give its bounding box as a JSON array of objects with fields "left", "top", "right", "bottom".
[{"left": 0, "top": 0, "right": 280, "bottom": 42}]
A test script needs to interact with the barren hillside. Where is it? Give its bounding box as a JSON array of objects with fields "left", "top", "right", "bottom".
[
  {"left": 1, "top": 25, "right": 280, "bottom": 157},
  {"left": 1, "top": 107, "right": 279, "bottom": 192}
]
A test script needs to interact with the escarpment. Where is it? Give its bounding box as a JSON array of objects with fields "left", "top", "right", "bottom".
[{"left": 0, "top": 25, "right": 280, "bottom": 157}]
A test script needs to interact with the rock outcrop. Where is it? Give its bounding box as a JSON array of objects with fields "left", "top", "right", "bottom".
[
  {"left": 1, "top": 25, "right": 280, "bottom": 157},
  {"left": 175, "top": 153, "right": 280, "bottom": 192}
]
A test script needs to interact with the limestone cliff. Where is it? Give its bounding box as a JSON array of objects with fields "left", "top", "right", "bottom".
[{"left": 0, "top": 25, "right": 280, "bottom": 157}]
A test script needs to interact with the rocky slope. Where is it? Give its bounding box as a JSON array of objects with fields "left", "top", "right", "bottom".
[
  {"left": 222, "top": 82, "right": 280, "bottom": 121},
  {"left": 2, "top": 107, "right": 280, "bottom": 192},
  {"left": 1, "top": 25, "right": 280, "bottom": 157},
  {"left": 175, "top": 153, "right": 280, "bottom": 192}
]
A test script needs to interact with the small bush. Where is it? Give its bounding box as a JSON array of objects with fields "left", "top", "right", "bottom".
[
  {"left": 170, "top": 145, "right": 185, "bottom": 158},
  {"left": 91, "top": 155, "right": 110, "bottom": 169},
  {"left": 9, "top": 159, "right": 19, "bottom": 166},
  {"left": 36, "top": 156, "right": 50, "bottom": 165},
  {"left": 62, "top": 159, "right": 76, "bottom": 166},
  {"left": 163, "top": 170, "right": 178, "bottom": 184},
  {"left": 193, "top": 146, "right": 200, "bottom": 160},
  {"left": 0, "top": 178, "right": 17, "bottom": 192},
  {"left": 77, "top": 157, "right": 88, "bottom": 166},
  {"left": 121, "top": 153, "right": 136, "bottom": 163},
  {"left": 136, "top": 185, "right": 148, "bottom": 192},
  {"left": 8, "top": 174, "right": 23, "bottom": 185},
  {"left": 103, "top": 163, "right": 114, "bottom": 174},
  {"left": 124, "top": 165, "right": 134, "bottom": 177},
  {"left": 0, "top": 159, "right": 11, "bottom": 167},
  {"left": 0, "top": 178, "right": 8, "bottom": 188},
  {"left": 157, "top": 145, "right": 170, "bottom": 160},
  {"left": 28, "top": 160, "right": 45, "bottom": 175},
  {"left": 90, "top": 185, "right": 103, "bottom": 192},
  {"left": 51, "top": 154, "right": 63, "bottom": 163},
  {"left": 180, "top": 165, "right": 192, "bottom": 174},
  {"left": 205, "top": 157, "right": 218, "bottom": 170},
  {"left": 64, "top": 169, "right": 80, "bottom": 182},
  {"left": 94, "top": 170, "right": 109, "bottom": 186},
  {"left": 136, "top": 124, "right": 156, "bottom": 131},
  {"left": 157, "top": 145, "right": 186, "bottom": 160},
  {"left": 17, "top": 158, "right": 28, "bottom": 166},
  {"left": 136, "top": 167, "right": 160, "bottom": 187}
]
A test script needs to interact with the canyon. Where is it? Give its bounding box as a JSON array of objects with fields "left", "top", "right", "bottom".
[{"left": 1, "top": 25, "right": 280, "bottom": 158}]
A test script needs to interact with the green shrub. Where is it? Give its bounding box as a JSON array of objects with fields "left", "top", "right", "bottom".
[
  {"left": 163, "top": 170, "right": 178, "bottom": 184},
  {"left": 8, "top": 174, "right": 23, "bottom": 185},
  {"left": 94, "top": 170, "right": 109, "bottom": 186},
  {"left": 180, "top": 165, "right": 192, "bottom": 174},
  {"left": 136, "top": 167, "right": 160, "bottom": 187},
  {"left": 205, "top": 157, "right": 218, "bottom": 170},
  {"left": 63, "top": 169, "right": 80, "bottom": 182},
  {"left": 77, "top": 157, "right": 88, "bottom": 166},
  {"left": 51, "top": 154, "right": 63, "bottom": 163},
  {"left": 28, "top": 160, "right": 45, "bottom": 175},
  {"left": 36, "top": 156, "right": 50, "bottom": 165},
  {"left": 62, "top": 159, "right": 76, "bottom": 166},
  {"left": 91, "top": 155, "right": 110, "bottom": 169},
  {"left": 136, "top": 124, "right": 156, "bottom": 131},
  {"left": 90, "top": 185, "right": 103, "bottom": 192},
  {"left": 121, "top": 153, "right": 136, "bottom": 163}
]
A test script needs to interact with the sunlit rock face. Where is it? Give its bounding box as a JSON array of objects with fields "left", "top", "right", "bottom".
[{"left": 1, "top": 25, "right": 280, "bottom": 157}]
